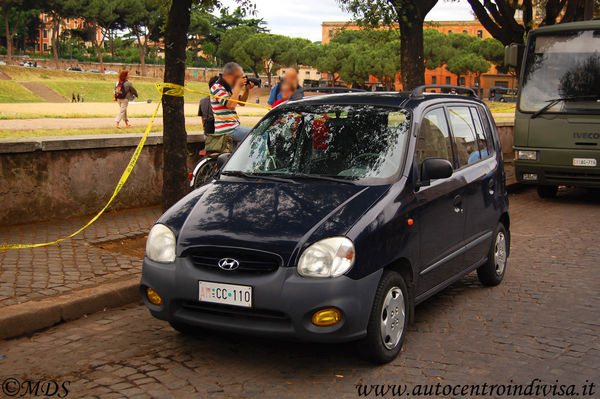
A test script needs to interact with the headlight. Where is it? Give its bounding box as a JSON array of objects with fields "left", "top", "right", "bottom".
[
  {"left": 516, "top": 150, "right": 538, "bottom": 161},
  {"left": 297, "top": 237, "right": 355, "bottom": 278},
  {"left": 146, "top": 224, "right": 176, "bottom": 263}
]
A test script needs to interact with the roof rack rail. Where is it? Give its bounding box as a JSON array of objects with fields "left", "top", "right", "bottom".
[
  {"left": 410, "top": 85, "right": 478, "bottom": 99},
  {"left": 289, "top": 86, "right": 367, "bottom": 101}
]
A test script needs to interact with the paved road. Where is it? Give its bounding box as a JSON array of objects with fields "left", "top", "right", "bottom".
[{"left": 1, "top": 187, "right": 598, "bottom": 399}]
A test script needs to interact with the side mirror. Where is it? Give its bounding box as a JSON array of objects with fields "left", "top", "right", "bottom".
[
  {"left": 419, "top": 158, "right": 453, "bottom": 187},
  {"left": 217, "top": 153, "right": 231, "bottom": 168},
  {"left": 504, "top": 43, "right": 524, "bottom": 68}
]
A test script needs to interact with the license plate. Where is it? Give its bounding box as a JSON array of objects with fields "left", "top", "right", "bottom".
[
  {"left": 198, "top": 281, "right": 252, "bottom": 308},
  {"left": 573, "top": 158, "right": 597, "bottom": 167}
]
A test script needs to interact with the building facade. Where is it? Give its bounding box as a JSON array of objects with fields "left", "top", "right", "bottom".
[
  {"left": 36, "top": 14, "right": 102, "bottom": 54},
  {"left": 321, "top": 20, "right": 517, "bottom": 96}
]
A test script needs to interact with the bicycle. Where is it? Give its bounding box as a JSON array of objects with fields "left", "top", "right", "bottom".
[{"left": 189, "top": 133, "right": 233, "bottom": 189}]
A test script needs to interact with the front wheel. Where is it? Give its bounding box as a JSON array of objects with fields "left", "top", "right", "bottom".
[
  {"left": 193, "top": 158, "right": 219, "bottom": 188},
  {"left": 477, "top": 223, "right": 509, "bottom": 286},
  {"left": 357, "top": 271, "right": 409, "bottom": 364}
]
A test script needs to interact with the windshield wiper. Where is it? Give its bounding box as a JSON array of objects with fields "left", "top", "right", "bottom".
[
  {"left": 221, "top": 170, "right": 298, "bottom": 184},
  {"left": 285, "top": 173, "right": 358, "bottom": 185},
  {"left": 532, "top": 95, "right": 600, "bottom": 119}
]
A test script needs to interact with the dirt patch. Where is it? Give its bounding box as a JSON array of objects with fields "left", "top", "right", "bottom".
[
  {"left": 93, "top": 235, "right": 147, "bottom": 258},
  {"left": 19, "top": 81, "right": 67, "bottom": 102}
]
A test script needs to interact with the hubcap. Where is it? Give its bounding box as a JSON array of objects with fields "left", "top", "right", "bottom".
[
  {"left": 380, "top": 286, "right": 405, "bottom": 350},
  {"left": 494, "top": 232, "right": 507, "bottom": 276}
]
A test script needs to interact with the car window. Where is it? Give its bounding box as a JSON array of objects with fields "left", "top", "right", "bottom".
[
  {"left": 468, "top": 107, "right": 492, "bottom": 163},
  {"left": 415, "top": 108, "right": 453, "bottom": 172},
  {"left": 447, "top": 106, "right": 480, "bottom": 167}
]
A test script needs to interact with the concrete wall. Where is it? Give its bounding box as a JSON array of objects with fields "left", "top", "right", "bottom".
[{"left": 0, "top": 133, "right": 205, "bottom": 226}]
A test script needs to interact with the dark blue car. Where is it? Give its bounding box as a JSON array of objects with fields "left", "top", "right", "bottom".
[{"left": 141, "top": 85, "right": 510, "bottom": 363}]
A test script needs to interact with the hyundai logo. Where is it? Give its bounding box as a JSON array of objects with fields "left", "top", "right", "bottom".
[{"left": 218, "top": 258, "right": 240, "bottom": 271}]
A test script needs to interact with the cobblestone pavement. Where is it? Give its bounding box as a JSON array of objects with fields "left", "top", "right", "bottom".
[
  {"left": 1, "top": 187, "right": 599, "bottom": 398},
  {"left": 0, "top": 207, "right": 160, "bottom": 307}
]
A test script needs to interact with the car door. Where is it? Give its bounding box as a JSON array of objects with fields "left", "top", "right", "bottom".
[
  {"left": 414, "top": 107, "right": 468, "bottom": 297},
  {"left": 446, "top": 105, "right": 498, "bottom": 270}
]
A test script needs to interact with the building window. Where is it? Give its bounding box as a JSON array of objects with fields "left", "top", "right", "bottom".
[
  {"left": 460, "top": 77, "right": 466, "bottom": 86},
  {"left": 43, "top": 30, "right": 47, "bottom": 39},
  {"left": 305, "top": 71, "right": 310, "bottom": 76},
  {"left": 431, "top": 76, "right": 437, "bottom": 84},
  {"left": 477, "top": 30, "right": 483, "bottom": 38},
  {"left": 43, "top": 43, "right": 48, "bottom": 51},
  {"left": 66, "top": 18, "right": 69, "bottom": 23},
  {"left": 474, "top": 76, "right": 481, "bottom": 86},
  {"left": 328, "top": 29, "right": 334, "bottom": 38},
  {"left": 445, "top": 76, "right": 451, "bottom": 85}
]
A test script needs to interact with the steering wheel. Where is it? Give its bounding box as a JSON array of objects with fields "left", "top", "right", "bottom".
[{"left": 349, "top": 153, "right": 380, "bottom": 168}]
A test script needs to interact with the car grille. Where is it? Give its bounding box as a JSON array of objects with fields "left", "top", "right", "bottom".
[
  {"left": 545, "top": 170, "right": 600, "bottom": 184},
  {"left": 188, "top": 247, "right": 282, "bottom": 273},
  {"left": 180, "top": 301, "right": 289, "bottom": 322}
]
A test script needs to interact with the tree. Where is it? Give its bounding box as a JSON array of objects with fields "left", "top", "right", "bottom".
[
  {"left": 1, "top": 0, "right": 36, "bottom": 62},
  {"left": 313, "top": 42, "right": 353, "bottom": 85},
  {"left": 338, "top": 0, "right": 438, "bottom": 90},
  {"left": 232, "top": 32, "right": 273, "bottom": 77},
  {"left": 123, "top": 0, "right": 162, "bottom": 76},
  {"left": 446, "top": 52, "right": 490, "bottom": 86}
]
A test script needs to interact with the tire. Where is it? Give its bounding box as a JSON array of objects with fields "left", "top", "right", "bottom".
[
  {"left": 357, "top": 271, "right": 410, "bottom": 364},
  {"left": 193, "top": 158, "right": 219, "bottom": 188},
  {"left": 477, "top": 223, "right": 509, "bottom": 286},
  {"left": 537, "top": 185, "right": 558, "bottom": 198}
]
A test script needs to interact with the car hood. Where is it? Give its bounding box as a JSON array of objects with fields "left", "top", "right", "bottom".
[{"left": 175, "top": 179, "right": 388, "bottom": 265}]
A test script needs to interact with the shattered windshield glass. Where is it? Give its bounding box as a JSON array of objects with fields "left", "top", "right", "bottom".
[{"left": 222, "top": 105, "right": 412, "bottom": 184}]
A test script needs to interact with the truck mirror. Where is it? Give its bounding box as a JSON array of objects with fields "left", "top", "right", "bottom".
[{"left": 504, "top": 44, "right": 524, "bottom": 68}]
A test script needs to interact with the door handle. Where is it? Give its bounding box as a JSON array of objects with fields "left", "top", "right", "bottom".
[
  {"left": 453, "top": 194, "right": 463, "bottom": 214},
  {"left": 488, "top": 179, "right": 495, "bottom": 195}
]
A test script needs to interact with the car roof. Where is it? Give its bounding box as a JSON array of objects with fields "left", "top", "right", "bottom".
[{"left": 281, "top": 90, "right": 486, "bottom": 110}]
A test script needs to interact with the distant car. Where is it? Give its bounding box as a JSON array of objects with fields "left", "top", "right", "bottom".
[
  {"left": 87, "top": 69, "right": 100, "bottom": 73},
  {"left": 67, "top": 66, "right": 83, "bottom": 72},
  {"left": 104, "top": 70, "right": 117, "bottom": 75},
  {"left": 141, "top": 84, "right": 510, "bottom": 364},
  {"left": 488, "top": 86, "right": 518, "bottom": 102}
]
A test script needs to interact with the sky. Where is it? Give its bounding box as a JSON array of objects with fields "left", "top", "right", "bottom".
[{"left": 217, "top": 0, "right": 474, "bottom": 42}]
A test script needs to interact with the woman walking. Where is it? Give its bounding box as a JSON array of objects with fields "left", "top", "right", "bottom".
[{"left": 114, "top": 70, "right": 138, "bottom": 128}]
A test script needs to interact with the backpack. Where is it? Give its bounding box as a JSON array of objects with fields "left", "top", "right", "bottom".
[{"left": 114, "top": 80, "right": 128, "bottom": 100}]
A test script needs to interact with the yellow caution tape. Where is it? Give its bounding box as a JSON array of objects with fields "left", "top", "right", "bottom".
[
  {"left": 0, "top": 81, "right": 271, "bottom": 249},
  {"left": 0, "top": 98, "right": 163, "bottom": 249},
  {"left": 158, "top": 82, "right": 273, "bottom": 110}
]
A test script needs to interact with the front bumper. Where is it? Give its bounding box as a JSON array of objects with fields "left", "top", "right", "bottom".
[
  {"left": 515, "top": 148, "right": 600, "bottom": 187},
  {"left": 140, "top": 257, "right": 382, "bottom": 342}
]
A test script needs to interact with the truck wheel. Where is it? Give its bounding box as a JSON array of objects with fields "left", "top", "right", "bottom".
[
  {"left": 357, "top": 271, "right": 409, "bottom": 364},
  {"left": 477, "top": 223, "right": 509, "bottom": 286},
  {"left": 537, "top": 185, "right": 558, "bottom": 198}
]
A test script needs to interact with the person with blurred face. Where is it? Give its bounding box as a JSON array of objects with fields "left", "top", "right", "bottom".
[
  {"left": 210, "top": 62, "right": 255, "bottom": 144},
  {"left": 268, "top": 67, "right": 302, "bottom": 106},
  {"left": 272, "top": 82, "right": 295, "bottom": 107}
]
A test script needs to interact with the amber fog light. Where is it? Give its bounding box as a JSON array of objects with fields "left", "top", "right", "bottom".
[
  {"left": 312, "top": 308, "right": 341, "bottom": 327},
  {"left": 146, "top": 287, "right": 163, "bottom": 306}
]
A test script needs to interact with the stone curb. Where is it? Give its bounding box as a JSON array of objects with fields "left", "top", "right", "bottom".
[{"left": 0, "top": 277, "right": 141, "bottom": 340}]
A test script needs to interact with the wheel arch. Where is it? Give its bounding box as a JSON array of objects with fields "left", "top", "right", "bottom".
[
  {"left": 499, "top": 211, "right": 511, "bottom": 255},
  {"left": 384, "top": 257, "right": 415, "bottom": 323}
]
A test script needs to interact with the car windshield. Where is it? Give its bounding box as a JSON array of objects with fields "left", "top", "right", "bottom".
[
  {"left": 520, "top": 29, "right": 600, "bottom": 113},
  {"left": 222, "top": 105, "right": 412, "bottom": 184}
]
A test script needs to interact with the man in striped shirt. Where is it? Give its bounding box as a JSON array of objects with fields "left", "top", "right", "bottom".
[{"left": 210, "top": 62, "right": 255, "bottom": 144}]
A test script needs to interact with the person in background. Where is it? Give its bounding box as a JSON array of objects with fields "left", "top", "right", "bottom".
[
  {"left": 267, "top": 67, "right": 301, "bottom": 106},
  {"left": 114, "top": 70, "right": 138, "bottom": 128},
  {"left": 271, "top": 82, "right": 294, "bottom": 107},
  {"left": 198, "top": 76, "right": 219, "bottom": 135},
  {"left": 81, "top": 93, "right": 85, "bottom": 103},
  {"left": 468, "top": 140, "right": 489, "bottom": 164},
  {"left": 71, "top": 93, "right": 76, "bottom": 103},
  {"left": 210, "top": 62, "right": 255, "bottom": 144},
  {"left": 77, "top": 93, "right": 80, "bottom": 102}
]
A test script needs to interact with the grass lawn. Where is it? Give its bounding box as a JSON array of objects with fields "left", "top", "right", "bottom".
[
  {"left": 0, "top": 81, "right": 43, "bottom": 103},
  {"left": 0, "top": 124, "right": 205, "bottom": 138}
]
